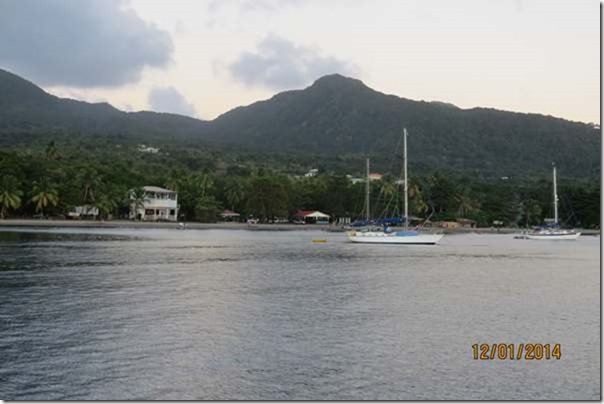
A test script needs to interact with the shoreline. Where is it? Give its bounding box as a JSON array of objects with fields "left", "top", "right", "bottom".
[{"left": 0, "top": 219, "right": 599, "bottom": 235}]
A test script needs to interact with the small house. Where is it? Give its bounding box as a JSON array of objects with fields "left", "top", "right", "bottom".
[{"left": 130, "top": 186, "right": 178, "bottom": 221}]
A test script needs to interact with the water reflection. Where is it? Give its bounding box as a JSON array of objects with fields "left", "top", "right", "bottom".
[{"left": 0, "top": 229, "right": 600, "bottom": 400}]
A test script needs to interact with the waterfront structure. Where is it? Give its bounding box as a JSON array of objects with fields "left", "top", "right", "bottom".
[
  {"left": 293, "top": 210, "right": 330, "bottom": 224},
  {"left": 220, "top": 209, "right": 240, "bottom": 221},
  {"left": 130, "top": 186, "right": 178, "bottom": 221}
]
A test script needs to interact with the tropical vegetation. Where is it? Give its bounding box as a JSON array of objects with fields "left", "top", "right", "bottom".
[{"left": 0, "top": 143, "right": 599, "bottom": 228}]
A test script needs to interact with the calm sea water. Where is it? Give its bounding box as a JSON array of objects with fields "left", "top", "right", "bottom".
[{"left": 0, "top": 228, "right": 600, "bottom": 400}]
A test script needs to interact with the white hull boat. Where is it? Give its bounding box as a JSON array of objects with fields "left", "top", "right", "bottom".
[
  {"left": 347, "top": 128, "right": 443, "bottom": 245},
  {"left": 525, "top": 229, "right": 581, "bottom": 240},
  {"left": 347, "top": 230, "right": 444, "bottom": 244},
  {"left": 517, "top": 164, "right": 580, "bottom": 241}
]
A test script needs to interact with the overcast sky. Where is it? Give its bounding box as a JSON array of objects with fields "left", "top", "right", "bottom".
[{"left": 0, "top": 0, "right": 598, "bottom": 123}]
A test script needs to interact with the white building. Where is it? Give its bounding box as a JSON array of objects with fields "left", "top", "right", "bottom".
[
  {"left": 293, "top": 210, "right": 330, "bottom": 224},
  {"left": 130, "top": 186, "right": 178, "bottom": 221}
]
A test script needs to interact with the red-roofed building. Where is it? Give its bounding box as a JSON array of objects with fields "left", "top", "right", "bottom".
[{"left": 293, "top": 210, "right": 330, "bottom": 224}]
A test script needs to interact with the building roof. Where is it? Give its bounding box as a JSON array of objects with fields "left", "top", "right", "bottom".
[
  {"left": 294, "top": 210, "right": 330, "bottom": 218},
  {"left": 143, "top": 186, "right": 176, "bottom": 194},
  {"left": 220, "top": 209, "right": 240, "bottom": 217}
]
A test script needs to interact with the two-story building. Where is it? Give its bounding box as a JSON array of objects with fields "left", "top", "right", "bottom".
[{"left": 130, "top": 186, "right": 178, "bottom": 221}]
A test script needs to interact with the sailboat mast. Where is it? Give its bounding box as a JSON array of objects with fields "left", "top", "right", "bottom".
[
  {"left": 365, "top": 157, "right": 370, "bottom": 222},
  {"left": 553, "top": 163, "right": 558, "bottom": 224},
  {"left": 403, "top": 128, "right": 408, "bottom": 231}
]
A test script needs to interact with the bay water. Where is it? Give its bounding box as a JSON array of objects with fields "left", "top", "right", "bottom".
[{"left": 0, "top": 228, "right": 599, "bottom": 400}]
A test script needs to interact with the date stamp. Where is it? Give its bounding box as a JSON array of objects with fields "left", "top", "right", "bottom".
[{"left": 472, "top": 343, "right": 561, "bottom": 360}]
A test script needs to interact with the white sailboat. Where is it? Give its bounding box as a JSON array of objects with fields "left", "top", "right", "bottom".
[
  {"left": 524, "top": 164, "right": 581, "bottom": 240},
  {"left": 347, "top": 128, "right": 444, "bottom": 245}
]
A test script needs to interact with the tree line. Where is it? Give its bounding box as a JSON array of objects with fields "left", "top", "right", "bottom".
[{"left": 0, "top": 143, "right": 599, "bottom": 228}]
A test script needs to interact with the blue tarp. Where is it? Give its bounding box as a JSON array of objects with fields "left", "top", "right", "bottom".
[{"left": 350, "top": 217, "right": 407, "bottom": 227}]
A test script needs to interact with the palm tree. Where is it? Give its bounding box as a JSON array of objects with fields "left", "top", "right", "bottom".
[
  {"left": 376, "top": 179, "right": 399, "bottom": 217},
  {"left": 0, "top": 176, "right": 23, "bottom": 219},
  {"left": 408, "top": 180, "right": 428, "bottom": 215},
  {"left": 96, "top": 185, "right": 123, "bottom": 220},
  {"left": 129, "top": 187, "right": 148, "bottom": 220},
  {"left": 77, "top": 168, "right": 101, "bottom": 204},
  {"left": 224, "top": 178, "right": 246, "bottom": 210},
  {"left": 194, "top": 173, "right": 214, "bottom": 198},
  {"left": 165, "top": 169, "right": 185, "bottom": 193},
  {"left": 454, "top": 186, "right": 480, "bottom": 218},
  {"left": 379, "top": 180, "right": 398, "bottom": 201},
  {"left": 30, "top": 181, "right": 59, "bottom": 215},
  {"left": 96, "top": 195, "right": 116, "bottom": 220}
]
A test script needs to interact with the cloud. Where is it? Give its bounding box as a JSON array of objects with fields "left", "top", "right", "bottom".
[
  {"left": 204, "top": 0, "right": 299, "bottom": 29},
  {"left": 228, "top": 34, "right": 359, "bottom": 90},
  {"left": 208, "top": 0, "right": 298, "bottom": 15},
  {"left": 148, "top": 86, "right": 197, "bottom": 117},
  {"left": 0, "top": 0, "right": 173, "bottom": 87}
]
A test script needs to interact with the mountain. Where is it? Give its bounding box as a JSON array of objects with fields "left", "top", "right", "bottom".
[
  {"left": 0, "top": 68, "right": 209, "bottom": 145},
  {"left": 206, "top": 74, "right": 600, "bottom": 177},
  {"left": 0, "top": 68, "right": 600, "bottom": 178}
]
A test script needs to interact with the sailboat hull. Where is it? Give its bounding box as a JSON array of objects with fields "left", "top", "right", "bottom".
[
  {"left": 526, "top": 232, "right": 581, "bottom": 240},
  {"left": 347, "top": 231, "right": 444, "bottom": 244}
]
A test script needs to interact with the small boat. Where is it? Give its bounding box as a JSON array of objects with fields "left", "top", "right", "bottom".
[
  {"left": 525, "top": 227, "right": 580, "bottom": 240},
  {"left": 347, "top": 128, "right": 443, "bottom": 245},
  {"left": 521, "top": 164, "right": 580, "bottom": 241},
  {"left": 348, "top": 229, "right": 444, "bottom": 244}
]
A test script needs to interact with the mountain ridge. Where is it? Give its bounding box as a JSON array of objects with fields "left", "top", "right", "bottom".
[
  {"left": 204, "top": 73, "right": 599, "bottom": 178},
  {"left": 0, "top": 68, "right": 599, "bottom": 178}
]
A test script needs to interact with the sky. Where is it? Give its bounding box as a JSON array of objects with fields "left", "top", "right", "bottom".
[{"left": 0, "top": 0, "right": 599, "bottom": 123}]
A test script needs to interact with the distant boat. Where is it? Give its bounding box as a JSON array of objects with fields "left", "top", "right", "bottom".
[
  {"left": 524, "top": 227, "right": 580, "bottom": 240},
  {"left": 347, "top": 128, "right": 444, "bottom": 245},
  {"left": 522, "top": 164, "right": 580, "bottom": 240}
]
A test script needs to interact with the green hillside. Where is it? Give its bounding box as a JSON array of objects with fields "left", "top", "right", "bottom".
[
  {"left": 207, "top": 74, "right": 600, "bottom": 178},
  {"left": 0, "top": 68, "right": 210, "bottom": 147},
  {"left": 0, "top": 68, "right": 600, "bottom": 179},
  {"left": 0, "top": 69, "right": 599, "bottom": 226}
]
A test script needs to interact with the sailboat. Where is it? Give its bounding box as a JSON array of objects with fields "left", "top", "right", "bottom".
[
  {"left": 347, "top": 128, "right": 444, "bottom": 245},
  {"left": 524, "top": 164, "right": 581, "bottom": 240}
]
